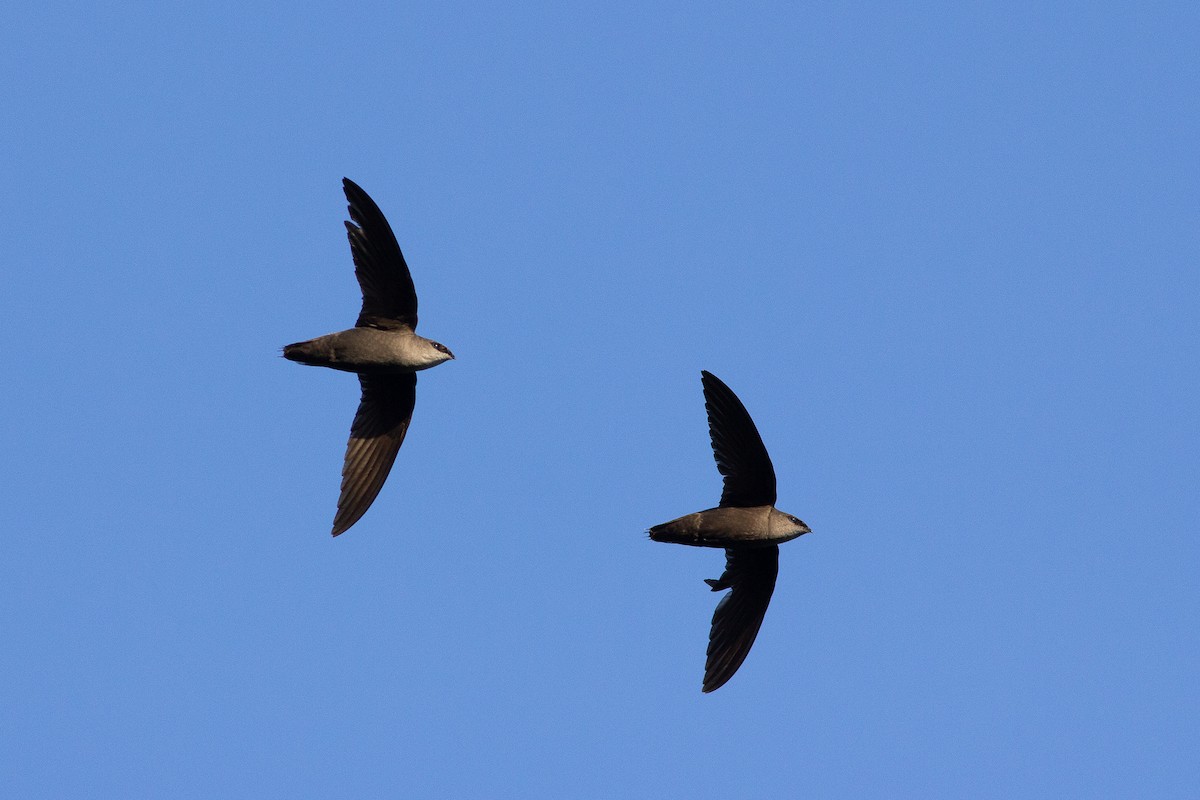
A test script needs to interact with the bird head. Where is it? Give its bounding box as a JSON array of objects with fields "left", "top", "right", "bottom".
[{"left": 770, "top": 509, "right": 812, "bottom": 542}]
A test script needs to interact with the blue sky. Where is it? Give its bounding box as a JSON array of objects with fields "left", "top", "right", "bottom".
[{"left": 3, "top": 1, "right": 1198, "bottom": 797}]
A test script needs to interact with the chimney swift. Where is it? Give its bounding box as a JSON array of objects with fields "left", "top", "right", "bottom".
[
  {"left": 283, "top": 178, "right": 454, "bottom": 536},
  {"left": 649, "top": 371, "right": 811, "bottom": 692}
]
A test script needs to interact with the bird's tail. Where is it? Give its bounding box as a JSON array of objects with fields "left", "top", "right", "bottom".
[
  {"left": 647, "top": 520, "right": 693, "bottom": 545},
  {"left": 282, "top": 340, "right": 321, "bottom": 366}
]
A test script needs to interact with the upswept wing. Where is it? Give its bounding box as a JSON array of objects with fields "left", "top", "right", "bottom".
[
  {"left": 343, "top": 178, "right": 418, "bottom": 330},
  {"left": 701, "top": 371, "right": 776, "bottom": 507}
]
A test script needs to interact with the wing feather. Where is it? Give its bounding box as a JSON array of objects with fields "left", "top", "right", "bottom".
[
  {"left": 702, "top": 546, "right": 779, "bottom": 692},
  {"left": 342, "top": 178, "right": 418, "bottom": 330},
  {"left": 701, "top": 371, "right": 776, "bottom": 507},
  {"left": 331, "top": 373, "right": 417, "bottom": 536}
]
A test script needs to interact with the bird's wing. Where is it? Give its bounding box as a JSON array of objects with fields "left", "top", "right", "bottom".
[
  {"left": 702, "top": 545, "right": 779, "bottom": 693},
  {"left": 331, "top": 373, "right": 417, "bottom": 536},
  {"left": 701, "top": 371, "right": 777, "bottom": 507},
  {"left": 342, "top": 178, "right": 419, "bottom": 331}
]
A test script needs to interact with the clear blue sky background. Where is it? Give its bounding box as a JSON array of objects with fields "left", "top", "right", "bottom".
[{"left": 3, "top": 2, "right": 1197, "bottom": 797}]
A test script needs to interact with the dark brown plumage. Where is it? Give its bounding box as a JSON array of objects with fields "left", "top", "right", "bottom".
[
  {"left": 283, "top": 179, "right": 453, "bottom": 536},
  {"left": 650, "top": 371, "right": 810, "bottom": 692}
]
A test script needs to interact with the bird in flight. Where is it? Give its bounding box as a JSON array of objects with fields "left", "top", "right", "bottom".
[
  {"left": 284, "top": 178, "right": 454, "bottom": 536},
  {"left": 650, "top": 371, "right": 811, "bottom": 692}
]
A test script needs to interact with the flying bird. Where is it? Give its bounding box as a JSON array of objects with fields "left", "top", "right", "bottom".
[
  {"left": 649, "top": 371, "right": 811, "bottom": 692},
  {"left": 283, "top": 178, "right": 454, "bottom": 536}
]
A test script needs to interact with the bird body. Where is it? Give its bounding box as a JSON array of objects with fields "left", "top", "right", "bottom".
[
  {"left": 649, "top": 505, "right": 808, "bottom": 549},
  {"left": 284, "top": 327, "right": 452, "bottom": 374}
]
